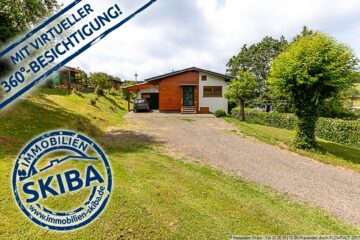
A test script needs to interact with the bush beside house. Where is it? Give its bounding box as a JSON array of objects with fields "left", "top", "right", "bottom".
[
  {"left": 232, "top": 109, "right": 360, "bottom": 148},
  {"left": 214, "top": 110, "right": 227, "bottom": 118}
]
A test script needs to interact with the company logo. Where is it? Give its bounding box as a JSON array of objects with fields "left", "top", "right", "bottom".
[{"left": 12, "top": 130, "right": 112, "bottom": 231}]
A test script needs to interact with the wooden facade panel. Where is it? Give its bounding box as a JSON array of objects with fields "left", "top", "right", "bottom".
[
  {"left": 159, "top": 71, "right": 199, "bottom": 111},
  {"left": 200, "top": 107, "right": 210, "bottom": 114}
]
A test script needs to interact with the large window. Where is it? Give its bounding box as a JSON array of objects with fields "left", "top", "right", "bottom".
[{"left": 203, "top": 86, "right": 223, "bottom": 97}]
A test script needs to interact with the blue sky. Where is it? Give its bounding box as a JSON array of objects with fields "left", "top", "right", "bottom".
[{"left": 61, "top": 0, "right": 360, "bottom": 81}]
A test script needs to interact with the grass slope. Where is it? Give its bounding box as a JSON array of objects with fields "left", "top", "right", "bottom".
[
  {"left": 354, "top": 83, "right": 360, "bottom": 107},
  {"left": 0, "top": 89, "right": 358, "bottom": 239},
  {"left": 226, "top": 118, "right": 360, "bottom": 173},
  {"left": 355, "top": 83, "right": 360, "bottom": 92}
]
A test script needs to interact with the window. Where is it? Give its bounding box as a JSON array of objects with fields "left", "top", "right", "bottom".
[
  {"left": 201, "top": 75, "right": 207, "bottom": 81},
  {"left": 204, "top": 87, "right": 212, "bottom": 97},
  {"left": 203, "top": 86, "right": 223, "bottom": 97}
]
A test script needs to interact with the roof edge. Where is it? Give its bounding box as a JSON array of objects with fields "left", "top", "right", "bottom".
[{"left": 145, "top": 67, "right": 231, "bottom": 82}]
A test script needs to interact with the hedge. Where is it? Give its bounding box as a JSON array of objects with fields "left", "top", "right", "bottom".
[{"left": 232, "top": 109, "right": 360, "bottom": 148}]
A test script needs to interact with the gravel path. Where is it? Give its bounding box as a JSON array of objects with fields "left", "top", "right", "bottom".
[{"left": 125, "top": 112, "right": 360, "bottom": 227}]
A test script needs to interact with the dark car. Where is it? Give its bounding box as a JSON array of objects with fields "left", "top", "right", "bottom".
[{"left": 134, "top": 99, "right": 150, "bottom": 113}]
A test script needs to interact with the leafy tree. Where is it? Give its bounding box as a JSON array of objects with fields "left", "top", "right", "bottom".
[
  {"left": 75, "top": 70, "right": 88, "bottom": 85},
  {"left": 269, "top": 33, "right": 358, "bottom": 149},
  {"left": 121, "top": 89, "right": 136, "bottom": 102},
  {"left": 272, "top": 26, "right": 358, "bottom": 118},
  {"left": 109, "top": 75, "right": 121, "bottom": 82},
  {"left": 270, "top": 26, "right": 315, "bottom": 112},
  {"left": 0, "top": 0, "right": 59, "bottom": 78},
  {"left": 292, "top": 26, "right": 314, "bottom": 42},
  {"left": 318, "top": 96, "right": 356, "bottom": 119},
  {"left": 121, "top": 81, "right": 136, "bottom": 101},
  {"left": 0, "top": 0, "right": 59, "bottom": 46},
  {"left": 89, "top": 72, "right": 112, "bottom": 96},
  {"left": 226, "top": 36, "right": 288, "bottom": 103},
  {"left": 225, "top": 71, "right": 257, "bottom": 121}
]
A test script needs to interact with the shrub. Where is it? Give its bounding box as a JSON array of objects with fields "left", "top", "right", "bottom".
[
  {"left": 89, "top": 72, "right": 112, "bottom": 90},
  {"left": 214, "top": 110, "right": 227, "bottom": 118},
  {"left": 95, "top": 87, "right": 104, "bottom": 96},
  {"left": 316, "top": 118, "right": 360, "bottom": 148},
  {"left": 240, "top": 109, "right": 296, "bottom": 130},
  {"left": 232, "top": 109, "right": 360, "bottom": 148},
  {"left": 109, "top": 88, "right": 118, "bottom": 96},
  {"left": 71, "top": 88, "right": 84, "bottom": 98},
  {"left": 90, "top": 99, "right": 97, "bottom": 106},
  {"left": 45, "top": 78, "right": 54, "bottom": 89}
]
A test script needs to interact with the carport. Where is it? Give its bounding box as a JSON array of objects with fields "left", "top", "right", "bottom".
[
  {"left": 141, "top": 93, "right": 159, "bottom": 110},
  {"left": 123, "top": 81, "right": 160, "bottom": 111}
]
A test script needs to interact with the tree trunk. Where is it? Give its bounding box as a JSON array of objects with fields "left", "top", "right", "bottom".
[
  {"left": 238, "top": 99, "right": 245, "bottom": 121},
  {"left": 128, "top": 97, "right": 130, "bottom": 112},
  {"left": 294, "top": 113, "right": 318, "bottom": 149}
]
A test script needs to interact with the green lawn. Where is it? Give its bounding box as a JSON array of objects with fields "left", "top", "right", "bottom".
[
  {"left": 355, "top": 83, "right": 360, "bottom": 92},
  {"left": 354, "top": 99, "right": 360, "bottom": 107},
  {"left": 226, "top": 118, "right": 360, "bottom": 173},
  {"left": 354, "top": 83, "right": 360, "bottom": 107},
  {"left": 0, "top": 89, "right": 359, "bottom": 239}
]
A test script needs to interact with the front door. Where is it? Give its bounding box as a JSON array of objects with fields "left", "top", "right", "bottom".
[{"left": 183, "top": 86, "right": 195, "bottom": 107}]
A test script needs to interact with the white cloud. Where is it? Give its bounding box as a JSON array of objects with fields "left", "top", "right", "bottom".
[{"left": 59, "top": 0, "right": 360, "bottom": 80}]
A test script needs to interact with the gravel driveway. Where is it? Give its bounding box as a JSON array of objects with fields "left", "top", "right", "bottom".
[{"left": 125, "top": 112, "right": 360, "bottom": 227}]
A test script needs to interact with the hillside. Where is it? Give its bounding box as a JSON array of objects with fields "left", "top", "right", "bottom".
[
  {"left": 0, "top": 89, "right": 127, "bottom": 158},
  {"left": 0, "top": 89, "right": 358, "bottom": 239},
  {"left": 355, "top": 83, "right": 360, "bottom": 107}
]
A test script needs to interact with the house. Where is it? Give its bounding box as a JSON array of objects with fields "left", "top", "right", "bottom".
[
  {"left": 107, "top": 76, "right": 124, "bottom": 90},
  {"left": 124, "top": 67, "right": 231, "bottom": 114},
  {"left": 109, "top": 78, "right": 122, "bottom": 90},
  {"left": 51, "top": 66, "right": 83, "bottom": 89}
]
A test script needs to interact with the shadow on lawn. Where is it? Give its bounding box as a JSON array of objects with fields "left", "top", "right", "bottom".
[
  {"left": 319, "top": 141, "right": 360, "bottom": 164},
  {"left": 103, "top": 95, "right": 125, "bottom": 111},
  {"left": 98, "top": 130, "right": 162, "bottom": 154},
  {"left": 0, "top": 93, "right": 159, "bottom": 159}
]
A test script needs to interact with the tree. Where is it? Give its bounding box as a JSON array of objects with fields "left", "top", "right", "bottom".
[
  {"left": 0, "top": 0, "right": 59, "bottom": 78},
  {"left": 271, "top": 26, "right": 315, "bottom": 113},
  {"left": 89, "top": 72, "right": 112, "bottom": 96},
  {"left": 269, "top": 33, "right": 358, "bottom": 149},
  {"left": 225, "top": 71, "right": 257, "bottom": 121},
  {"left": 0, "top": 0, "right": 59, "bottom": 46},
  {"left": 75, "top": 70, "right": 88, "bottom": 85},
  {"left": 292, "top": 26, "right": 314, "bottom": 42},
  {"left": 226, "top": 36, "right": 288, "bottom": 104}
]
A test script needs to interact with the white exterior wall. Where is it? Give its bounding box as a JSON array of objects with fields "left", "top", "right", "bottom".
[
  {"left": 136, "top": 85, "right": 159, "bottom": 99},
  {"left": 199, "top": 72, "right": 229, "bottom": 113}
]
